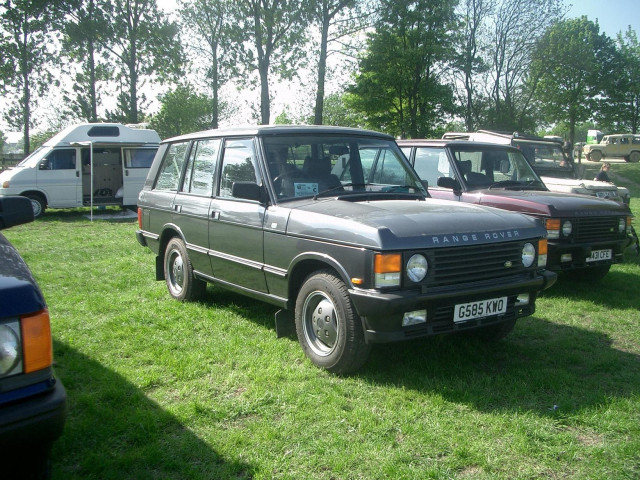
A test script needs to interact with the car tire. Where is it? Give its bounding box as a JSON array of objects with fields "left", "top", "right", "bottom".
[
  {"left": 295, "top": 270, "right": 371, "bottom": 374},
  {"left": 588, "top": 150, "right": 602, "bottom": 162},
  {"left": 469, "top": 319, "right": 516, "bottom": 342},
  {"left": 628, "top": 151, "right": 640, "bottom": 163},
  {"left": 163, "top": 237, "right": 206, "bottom": 301},
  {"left": 26, "top": 193, "right": 46, "bottom": 218}
]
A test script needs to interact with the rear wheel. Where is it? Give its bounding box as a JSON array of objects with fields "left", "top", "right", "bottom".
[
  {"left": 295, "top": 270, "right": 371, "bottom": 374},
  {"left": 26, "top": 193, "right": 46, "bottom": 218},
  {"left": 589, "top": 150, "right": 602, "bottom": 162},
  {"left": 163, "top": 237, "right": 206, "bottom": 301},
  {"left": 628, "top": 151, "right": 640, "bottom": 163}
]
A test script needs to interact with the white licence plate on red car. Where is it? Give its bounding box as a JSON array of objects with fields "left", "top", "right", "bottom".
[
  {"left": 586, "top": 249, "right": 612, "bottom": 262},
  {"left": 454, "top": 297, "right": 507, "bottom": 323}
]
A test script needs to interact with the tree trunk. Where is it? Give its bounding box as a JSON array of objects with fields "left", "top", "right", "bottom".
[
  {"left": 258, "top": 57, "right": 270, "bottom": 125},
  {"left": 314, "top": 7, "right": 330, "bottom": 125}
]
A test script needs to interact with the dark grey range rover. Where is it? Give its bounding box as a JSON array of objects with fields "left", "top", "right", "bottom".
[{"left": 136, "top": 126, "right": 556, "bottom": 373}]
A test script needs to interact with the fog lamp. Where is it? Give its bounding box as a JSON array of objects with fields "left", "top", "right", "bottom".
[
  {"left": 402, "top": 310, "right": 427, "bottom": 326},
  {"left": 560, "top": 253, "right": 572, "bottom": 263},
  {"left": 515, "top": 293, "right": 530, "bottom": 307}
]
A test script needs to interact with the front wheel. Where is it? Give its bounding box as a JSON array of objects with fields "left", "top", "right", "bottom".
[
  {"left": 295, "top": 270, "right": 371, "bottom": 374},
  {"left": 163, "top": 237, "right": 206, "bottom": 301},
  {"left": 588, "top": 150, "right": 602, "bottom": 162},
  {"left": 26, "top": 193, "right": 46, "bottom": 218}
]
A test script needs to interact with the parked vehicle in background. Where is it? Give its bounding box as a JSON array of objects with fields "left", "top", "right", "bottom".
[
  {"left": 582, "top": 134, "right": 640, "bottom": 163},
  {"left": 586, "top": 129, "right": 604, "bottom": 144},
  {"left": 0, "top": 123, "right": 160, "bottom": 217},
  {"left": 443, "top": 130, "right": 630, "bottom": 204},
  {"left": 137, "top": 126, "right": 556, "bottom": 373},
  {"left": 398, "top": 139, "right": 634, "bottom": 281},
  {"left": 0, "top": 196, "right": 67, "bottom": 479}
]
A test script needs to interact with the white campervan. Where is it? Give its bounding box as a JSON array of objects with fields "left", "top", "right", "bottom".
[{"left": 0, "top": 123, "right": 160, "bottom": 217}]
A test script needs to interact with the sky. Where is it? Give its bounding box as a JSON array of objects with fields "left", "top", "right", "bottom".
[{"left": 564, "top": 0, "right": 640, "bottom": 38}]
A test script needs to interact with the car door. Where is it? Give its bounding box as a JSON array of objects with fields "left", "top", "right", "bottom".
[
  {"left": 172, "top": 139, "right": 221, "bottom": 276},
  {"left": 208, "top": 137, "right": 268, "bottom": 293},
  {"left": 35, "top": 148, "right": 81, "bottom": 207},
  {"left": 122, "top": 147, "right": 157, "bottom": 205}
]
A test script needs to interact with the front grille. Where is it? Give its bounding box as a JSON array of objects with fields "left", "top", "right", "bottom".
[
  {"left": 425, "top": 241, "right": 527, "bottom": 287},
  {"left": 573, "top": 217, "right": 622, "bottom": 242}
]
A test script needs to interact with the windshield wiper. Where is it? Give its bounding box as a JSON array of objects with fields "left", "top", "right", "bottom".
[
  {"left": 313, "top": 182, "right": 367, "bottom": 200},
  {"left": 488, "top": 180, "right": 543, "bottom": 190}
]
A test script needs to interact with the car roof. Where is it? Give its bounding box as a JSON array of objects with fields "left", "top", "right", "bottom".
[
  {"left": 163, "top": 125, "right": 395, "bottom": 143},
  {"left": 396, "top": 138, "right": 522, "bottom": 152}
]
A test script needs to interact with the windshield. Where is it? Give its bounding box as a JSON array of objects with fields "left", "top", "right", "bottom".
[
  {"left": 16, "top": 146, "right": 51, "bottom": 167},
  {"left": 446, "top": 146, "right": 546, "bottom": 191},
  {"left": 514, "top": 141, "right": 576, "bottom": 179},
  {"left": 262, "top": 135, "right": 426, "bottom": 201}
]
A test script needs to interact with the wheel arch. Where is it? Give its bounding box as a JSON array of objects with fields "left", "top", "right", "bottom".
[
  {"left": 286, "top": 254, "right": 353, "bottom": 309},
  {"left": 155, "top": 224, "right": 187, "bottom": 281},
  {"left": 20, "top": 189, "right": 48, "bottom": 205}
]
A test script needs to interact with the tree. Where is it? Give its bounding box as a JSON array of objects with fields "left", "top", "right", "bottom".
[
  {"left": 0, "top": 0, "right": 63, "bottom": 153},
  {"left": 530, "top": 17, "right": 612, "bottom": 144},
  {"left": 228, "top": 0, "right": 313, "bottom": 125},
  {"left": 148, "top": 85, "right": 214, "bottom": 139},
  {"left": 103, "top": 0, "right": 183, "bottom": 123},
  {"left": 451, "top": 0, "right": 494, "bottom": 131},
  {"left": 61, "top": 0, "right": 112, "bottom": 122},
  {"left": 598, "top": 27, "right": 640, "bottom": 134},
  {"left": 348, "top": 0, "right": 458, "bottom": 138},
  {"left": 179, "top": 0, "right": 234, "bottom": 129},
  {"left": 311, "top": 0, "right": 364, "bottom": 125},
  {"left": 483, "top": 0, "right": 564, "bottom": 131}
]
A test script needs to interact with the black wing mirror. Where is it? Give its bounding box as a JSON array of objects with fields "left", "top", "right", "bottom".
[
  {"left": 231, "top": 181, "right": 267, "bottom": 203},
  {"left": 0, "top": 196, "right": 35, "bottom": 229}
]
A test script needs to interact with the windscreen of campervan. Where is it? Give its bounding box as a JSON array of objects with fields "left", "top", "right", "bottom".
[{"left": 16, "top": 146, "right": 50, "bottom": 167}]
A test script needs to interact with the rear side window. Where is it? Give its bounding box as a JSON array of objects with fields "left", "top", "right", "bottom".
[
  {"left": 182, "top": 139, "right": 220, "bottom": 197},
  {"left": 155, "top": 142, "right": 189, "bottom": 191},
  {"left": 219, "top": 138, "right": 258, "bottom": 198},
  {"left": 125, "top": 148, "right": 156, "bottom": 168}
]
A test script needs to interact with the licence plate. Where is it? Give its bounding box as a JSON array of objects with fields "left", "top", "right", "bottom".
[
  {"left": 586, "top": 249, "right": 612, "bottom": 262},
  {"left": 596, "top": 191, "right": 616, "bottom": 199},
  {"left": 454, "top": 297, "right": 507, "bottom": 323}
]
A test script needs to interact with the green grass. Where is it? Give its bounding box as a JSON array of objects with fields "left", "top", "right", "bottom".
[{"left": 4, "top": 187, "right": 640, "bottom": 479}]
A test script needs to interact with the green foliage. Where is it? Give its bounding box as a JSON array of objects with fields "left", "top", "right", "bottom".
[
  {"left": 348, "top": 0, "right": 459, "bottom": 138},
  {"left": 227, "top": 0, "right": 314, "bottom": 124},
  {"left": 148, "top": 85, "right": 214, "bottom": 139},
  {"left": 530, "top": 17, "right": 612, "bottom": 143},
  {"left": 103, "top": 0, "right": 184, "bottom": 123}
]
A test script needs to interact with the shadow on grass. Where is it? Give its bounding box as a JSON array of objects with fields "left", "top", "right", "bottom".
[
  {"left": 51, "top": 340, "right": 254, "bottom": 480},
  {"left": 35, "top": 208, "right": 137, "bottom": 224}
]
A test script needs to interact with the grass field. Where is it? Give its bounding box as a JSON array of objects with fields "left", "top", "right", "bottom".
[{"left": 4, "top": 167, "right": 640, "bottom": 479}]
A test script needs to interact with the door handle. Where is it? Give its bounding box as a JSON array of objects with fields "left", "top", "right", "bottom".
[
  {"left": 211, "top": 211, "right": 220, "bottom": 220},
  {"left": 174, "top": 204, "right": 182, "bottom": 213}
]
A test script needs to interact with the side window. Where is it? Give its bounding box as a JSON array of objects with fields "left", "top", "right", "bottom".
[
  {"left": 181, "top": 139, "right": 220, "bottom": 197},
  {"left": 358, "top": 148, "right": 377, "bottom": 181},
  {"left": 219, "top": 138, "right": 258, "bottom": 198},
  {"left": 371, "top": 149, "right": 406, "bottom": 185},
  {"left": 43, "top": 149, "right": 76, "bottom": 170},
  {"left": 154, "top": 142, "right": 189, "bottom": 191},
  {"left": 413, "top": 148, "right": 449, "bottom": 187},
  {"left": 125, "top": 148, "right": 156, "bottom": 168}
]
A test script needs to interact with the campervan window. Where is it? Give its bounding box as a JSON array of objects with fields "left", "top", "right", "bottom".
[
  {"left": 42, "top": 149, "right": 76, "bottom": 170},
  {"left": 124, "top": 148, "right": 156, "bottom": 168},
  {"left": 88, "top": 126, "right": 120, "bottom": 137}
]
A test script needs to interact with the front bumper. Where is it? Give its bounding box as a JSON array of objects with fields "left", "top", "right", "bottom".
[
  {"left": 547, "top": 238, "right": 631, "bottom": 272},
  {"left": 0, "top": 377, "right": 67, "bottom": 449},
  {"left": 349, "top": 270, "right": 556, "bottom": 343}
]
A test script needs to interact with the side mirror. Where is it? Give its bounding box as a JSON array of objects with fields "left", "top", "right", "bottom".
[
  {"left": 437, "top": 176, "right": 462, "bottom": 196},
  {"left": 38, "top": 159, "right": 49, "bottom": 170},
  {"left": 231, "top": 181, "right": 266, "bottom": 203},
  {"left": 0, "top": 196, "right": 35, "bottom": 230}
]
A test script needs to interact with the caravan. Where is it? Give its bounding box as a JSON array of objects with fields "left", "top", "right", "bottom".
[{"left": 0, "top": 123, "right": 160, "bottom": 217}]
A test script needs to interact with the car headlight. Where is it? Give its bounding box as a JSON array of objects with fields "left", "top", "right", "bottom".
[
  {"left": 0, "top": 320, "right": 22, "bottom": 377},
  {"left": 562, "top": 221, "right": 572, "bottom": 236},
  {"left": 406, "top": 254, "right": 428, "bottom": 282},
  {"left": 619, "top": 218, "right": 626, "bottom": 233},
  {"left": 522, "top": 242, "right": 536, "bottom": 268}
]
